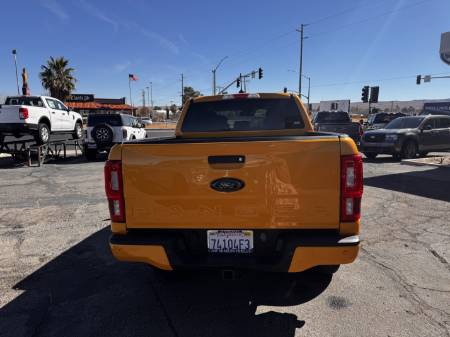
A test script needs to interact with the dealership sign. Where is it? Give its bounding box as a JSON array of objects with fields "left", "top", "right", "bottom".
[
  {"left": 66, "top": 94, "right": 94, "bottom": 102},
  {"left": 423, "top": 102, "right": 450, "bottom": 113}
]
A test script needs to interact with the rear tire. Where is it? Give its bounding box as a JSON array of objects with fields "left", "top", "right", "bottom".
[
  {"left": 401, "top": 140, "right": 418, "bottom": 159},
  {"left": 364, "top": 152, "right": 378, "bottom": 159},
  {"left": 73, "top": 122, "right": 83, "bottom": 140},
  {"left": 34, "top": 122, "right": 50, "bottom": 145}
]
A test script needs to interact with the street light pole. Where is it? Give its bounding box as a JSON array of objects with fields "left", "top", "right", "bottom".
[
  {"left": 150, "top": 82, "right": 153, "bottom": 110},
  {"left": 212, "top": 56, "right": 228, "bottom": 95},
  {"left": 12, "top": 49, "right": 19, "bottom": 95}
]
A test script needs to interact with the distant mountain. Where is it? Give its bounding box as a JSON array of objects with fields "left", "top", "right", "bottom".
[{"left": 311, "top": 98, "right": 450, "bottom": 116}]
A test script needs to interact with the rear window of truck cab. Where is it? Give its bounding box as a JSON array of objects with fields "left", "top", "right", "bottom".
[
  {"left": 181, "top": 97, "right": 305, "bottom": 132},
  {"left": 5, "top": 96, "right": 44, "bottom": 107},
  {"left": 87, "top": 114, "right": 123, "bottom": 127}
]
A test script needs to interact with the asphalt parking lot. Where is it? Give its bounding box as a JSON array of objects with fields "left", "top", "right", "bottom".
[{"left": 0, "top": 146, "right": 449, "bottom": 336}]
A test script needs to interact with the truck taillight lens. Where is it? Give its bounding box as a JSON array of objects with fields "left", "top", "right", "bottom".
[
  {"left": 340, "top": 154, "right": 363, "bottom": 222},
  {"left": 105, "top": 160, "right": 125, "bottom": 222},
  {"left": 19, "top": 107, "right": 29, "bottom": 119}
]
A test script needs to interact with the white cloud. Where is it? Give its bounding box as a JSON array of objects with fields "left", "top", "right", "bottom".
[
  {"left": 78, "top": 0, "right": 119, "bottom": 32},
  {"left": 178, "top": 34, "right": 189, "bottom": 46},
  {"left": 141, "top": 29, "right": 179, "bottom": 55},
  {"left": 113, "top": 61, "right": 131, "bottom": 73},
  {"left": 40, "top": 0, "right": 69, "bottom": 21},
  {"left": 191, "top": 52, "right": 210, "bottom": 66}
]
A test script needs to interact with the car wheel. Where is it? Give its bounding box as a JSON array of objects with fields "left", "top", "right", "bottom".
[
  {"left": 314, "top": 265, "right": 340, "bottom": 275},
  {"left": 92, "top": 124, "right": 113, "bottom": 145},
  {"left": 35, "top": 123, "right": 50, "bottom": 145},
  {"left": 73, "top": 122, "right": 83, "bottom": 140},
  {"left": 364, "top": 152, "right": 377, "bottom": 159},
  {"left": 401, "top": 140, "right": 418, "bottom": 159}
]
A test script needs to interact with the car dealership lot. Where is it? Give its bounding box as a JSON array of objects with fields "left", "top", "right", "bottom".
[{"left": 0, "top": 153, "right": 449, "bottom": 337}]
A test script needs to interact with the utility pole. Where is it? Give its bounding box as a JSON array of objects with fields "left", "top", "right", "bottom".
[
  {"left": 212, "top": 56, "right": 228, "bottom": 95},
  {"left": 181, "top": 73, "right": 184, "bottom": 107},
  {"left": 12, "top": 50, "right": 19, "bottom": 95},
  {"left": 296, "top": 24, "right": 308, "bottom": 96}
]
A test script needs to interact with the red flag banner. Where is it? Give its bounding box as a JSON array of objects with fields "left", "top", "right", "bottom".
[{"left": 129, "top": 74, "right": 138, "bottom": 81}]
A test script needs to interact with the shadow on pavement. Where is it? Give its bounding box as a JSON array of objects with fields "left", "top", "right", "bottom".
[
  {"left": 364, "top": 167, "right": 450, "bottom": 202},
  {"left": 0, "top": 227, "right": 331, "bottom": 337}
]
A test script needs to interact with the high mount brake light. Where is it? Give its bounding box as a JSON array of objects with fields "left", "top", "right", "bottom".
[
  {"left": 222, "top": 93, "right": 260, "bottom": 100},
  {"left": 104, "top": 160, "right": 125, "bottom": 222},
  {"left": 340, "top": 154, "right": 363, "bottom": 222}
]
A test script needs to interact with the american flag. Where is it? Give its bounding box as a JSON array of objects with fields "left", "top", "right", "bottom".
[{"left": 129, "top": 74, "right": 138, "bottom": 81}]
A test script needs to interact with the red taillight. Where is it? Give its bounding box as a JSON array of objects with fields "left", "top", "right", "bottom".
[
  {"left": 104, "top": 160, "right": 125, "bottom": 222},
  {"left": 340, "top": 154, "right": 363, "bottom": 222},
  {"left": 122, "top": 129, "right": 127, "bottom": 139},
  {"left": 19, "top": 107, "right": 29, "bottom": 119}
]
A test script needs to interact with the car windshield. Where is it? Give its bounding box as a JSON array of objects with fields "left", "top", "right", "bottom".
[
  {"left": 87, "top": 114, "right": 123, "bottom": 127},
  {"left": 385, "top": 117, "right": 424, "bottom": 129},
  {"left": 314, "top": 111, "right": 350, "bottom": 123},
  {"left": 182, "top": 97, "right": 304, "bottom": 132}
]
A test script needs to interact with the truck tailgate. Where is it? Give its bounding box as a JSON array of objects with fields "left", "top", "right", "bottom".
[
  {"left": 0, "top": 106, "right": 21, "bottom": 123},
  {"left": 122, "top": 137, "right": 341, "bottom": 229}
]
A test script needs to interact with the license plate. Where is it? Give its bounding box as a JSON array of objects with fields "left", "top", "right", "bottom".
[
  {"left": 207, "top": 230, "right": 253, "bottom": 253},
  {"left": 87, "top": 143, "right": 97, "bottom": 149}
]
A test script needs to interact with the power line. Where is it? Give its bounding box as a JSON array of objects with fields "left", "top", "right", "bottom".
[
  {"left": 309, "top": 0, "right": 434, "bottom": 38},
  {"left": 306, "top": 0, "right": 393, "bottom": 26},
  {"left": 310, "top": 72, "right": 450, "bottom": 88}
]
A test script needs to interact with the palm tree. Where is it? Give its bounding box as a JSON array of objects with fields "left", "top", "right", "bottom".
[{"left": 39, "top": 57, "right": 76, "bottom": 101}]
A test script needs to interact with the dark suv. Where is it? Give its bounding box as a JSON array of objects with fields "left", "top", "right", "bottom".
[{"left": 361, "top": 115, "right": 450, "bottom": 159}]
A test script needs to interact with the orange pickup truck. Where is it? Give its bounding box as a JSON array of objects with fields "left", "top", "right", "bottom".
[{"left": 105, "top": 93, "right": 362, "bottom": 274}]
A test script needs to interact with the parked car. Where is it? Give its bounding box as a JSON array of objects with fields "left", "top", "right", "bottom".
[
  {"left": 0, "top": 95, "right": 83, "bottom": 145},
  {"left": 84, "top": 113, "right": 147, "bottom": 160},
  {"left": 141, "top": 118, "right": 153, "bottom": 126},
  {"left": 361, "top": 115, "right": 450, "bottom": 159},
  {"left": 313, "top": 110, "right": 363, "bottom": 146},
  {"left": 105, "top": 93, "right": 363, "bottom": 275},
  {"left": 366, "top": 112, "right": 405, "bottom": 130}
]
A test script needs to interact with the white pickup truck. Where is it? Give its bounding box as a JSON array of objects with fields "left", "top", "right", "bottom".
[{"left": 0, "top": 95, "right": 83, "bottom": 144}]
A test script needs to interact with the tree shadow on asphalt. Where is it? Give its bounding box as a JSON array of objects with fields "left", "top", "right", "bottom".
[
  {"left": 0, "top": 227, "right": 331, "bottom": 337},
  {"left": 364, "top": 166, "right": 450, "bottom": 202}
]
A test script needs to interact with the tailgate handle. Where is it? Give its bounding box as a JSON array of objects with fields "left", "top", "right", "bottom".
[{"left": 208, "top": 155, "right": 245, "bottom": 164}]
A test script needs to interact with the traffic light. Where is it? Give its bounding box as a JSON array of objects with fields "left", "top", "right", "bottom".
[
  {"left": 369, "top": 86, "right": 379, "bottom": 103},
  {"left": 283, "top": 87, "right": 288, "bottom": 93},
  {"left": 361, "top": 86, "right": 369, "bottom": 103},
  {"left": 416, "top": 75, "right": 421, "bottom": 85},
  {"left": 236, "top": 76, "right": 241, "bottom": 88},
  {"left": 258, "top": 67, "right": 263, "bottom": 79}
]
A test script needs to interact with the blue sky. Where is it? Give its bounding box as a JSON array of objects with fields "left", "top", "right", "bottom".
[{"left": 0, "top": 0, "right": 449, "bottom": 106}]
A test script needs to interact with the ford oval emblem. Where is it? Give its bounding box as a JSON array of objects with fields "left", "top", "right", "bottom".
[{"left": 210, "top": 178, "right": 245, "bottom": 193}]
